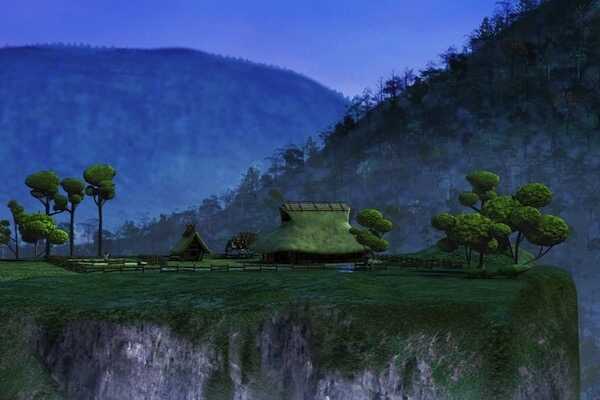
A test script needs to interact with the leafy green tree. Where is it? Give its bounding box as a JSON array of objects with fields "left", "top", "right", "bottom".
[
  {"left": 19, "top": 213, "right": 68, "bottom": 257},
  {"left": 509, "top": 183, "right": 557, "bottom": 263},
  {"left": 514, "top": 183, "right": 552, "bottom": 208},
  {"left": 481, "top": 195, "right": 520, "bottom": 257},
  {"left": 439, "top": 173, "right": 568, "bottom": 271},
  {"left": 350, "top": 208, "right": 393, "bottom": 257},
  {"left": 459, "top": 170, "right": 500, "bottom": 212},
  {"left": 432, "top": 212, "right": 505, "bottom": 270},
  {"left": 509, "top": 205, "right": 542, "bottom": 263},
  {"left": 53, "top": 178, "right": 86, "bottom": 256},
  {"left": 25, "top": 171, "right": 66, "bottom": 257},
  {"left": 523, "top": 215, "right": 569, "bottom": 264},
  {"left": 7, "top": 200, "right": 25, "bottom": 259},
  {"left": 84, "top": 164, "right": 116, "bottom": 257}
]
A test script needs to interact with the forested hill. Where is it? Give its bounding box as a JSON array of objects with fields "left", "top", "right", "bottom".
[
  {"left": 113, "top": 0, "right": 600, "bottom": 258},
  {"left": 0, "top": 45, "right": 347, "bottom": 226},
  {"left": 101, "top": 1, "right": 600, "bottom": 397}
]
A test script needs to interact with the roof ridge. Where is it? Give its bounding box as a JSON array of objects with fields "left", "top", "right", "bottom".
[{"left": 281, "top": 201, "right": 350, "bottom": 212}]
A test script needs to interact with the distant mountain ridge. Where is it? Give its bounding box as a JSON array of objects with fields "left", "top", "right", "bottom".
[{"left": 0, "top": 45, "right": 347, "bottom": 226}]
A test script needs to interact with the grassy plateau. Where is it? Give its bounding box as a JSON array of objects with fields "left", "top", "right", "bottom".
[{"left": 0, "top": 248, "right": 579, "bottom": 400}]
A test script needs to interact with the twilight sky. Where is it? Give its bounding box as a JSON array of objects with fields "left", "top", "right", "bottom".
[{"left": 2, "top": 0, "right": 498, "bottom": 96}]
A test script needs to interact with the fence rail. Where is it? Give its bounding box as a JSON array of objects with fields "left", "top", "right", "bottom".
[
  {"left": 45, "top": 255, "right": 463, "bottom": 274},
  {"left": 374, "top": 255, "right": 464, "bottom": 270}
]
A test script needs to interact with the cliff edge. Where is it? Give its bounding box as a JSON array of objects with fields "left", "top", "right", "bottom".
[{"left": 0, "top": 263, "right": 579, "bottom": 399}]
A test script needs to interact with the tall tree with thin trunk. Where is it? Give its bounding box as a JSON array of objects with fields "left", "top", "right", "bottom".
[
  {"left": 53, "top": 178, "right": 86, "bottom": 257},
  {"left": 25, "top": 171, "right": 66, "bottom": 257},
  {"left": 7, "top": 200, "right": 25, "bottom": 259},
  {"left": 84, "top": 164, "right": 116, "bottom": 257}
]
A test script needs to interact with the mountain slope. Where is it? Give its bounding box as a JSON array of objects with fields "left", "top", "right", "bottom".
[
  {"left": 103, "top": 0, "right": 600, "bottom": 397},
  {"left": 0, "top": 45, "right": 347, "bottom": 225}
]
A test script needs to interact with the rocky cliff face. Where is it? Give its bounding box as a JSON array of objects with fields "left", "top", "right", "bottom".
[
  {"left": 35, "top": 318, "right": 455, "bottom": 400},
  {"left": 32, "top": 292, "right": 578, "bottom": 400}
]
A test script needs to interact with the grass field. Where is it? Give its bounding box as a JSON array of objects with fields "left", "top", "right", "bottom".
[
  {"left": 0, "top": 248, "right": 578, "bottom": 400},
  {"left": 0, "top": 247, "right": 533, "bottom": 313},
  {"left": 0, "top": 261, "right": 76, "bottom": 282}
]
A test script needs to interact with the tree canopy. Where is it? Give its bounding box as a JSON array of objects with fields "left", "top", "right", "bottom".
[
  {"left": 350, "top": 208, "right": 393, "bottom": 254},
  {"left": 432, "top": 170, "right": 569, "bottom": 276}
]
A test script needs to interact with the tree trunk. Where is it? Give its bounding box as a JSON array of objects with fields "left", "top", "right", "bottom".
[
  {"left": 12, "top": 216, "right": 19, "bottom": 260},
  {"left": 499, "top": 235, "right": 513, "bottom": 258},
  {"left": 514, "top": 231, "right": 522, "bottom": 263},
  {"left": 45, "top": 200, "right": 51, "bottom": 257},
  {"left": 478, "top": 252, "right": 485, "bottom": 270},
  {"left": 98, "top": 203, "right": 103, "bottom": 257},
  {"left": 69, "top": 208, "right": 76, "bottom": 257}
]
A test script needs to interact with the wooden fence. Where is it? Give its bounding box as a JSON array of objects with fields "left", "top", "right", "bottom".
[
  {"left": 46, "top": 255, "right": 463, "bottom": 274},
  {"left": 374, "top": 255, "right": 464, "bottom": 270}
]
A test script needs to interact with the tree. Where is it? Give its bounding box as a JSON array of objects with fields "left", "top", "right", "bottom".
[
  {"left": 359, "top": 88, "right": 376, "bottom": 123},
  {"left": 54, "top": 178, "right": 86, "bottom": 256},
  {"left": 236, "top": 166, "right": 261, "bottom": 214},
  {"left": 0, "top": 220, "right": 12, "bottom": 256},
  {"left": 18, "top": 213, "right": 68, "bottom": 257},
  {"left": 472, "top": 17, "right": 495, "bottom": 43},
  {"left": 303, "top": 136, "right": 320, "bottom": 165},
  {"left": 433, "top": 172, "right": 568, "bottom": 273},
  {"left": 495, "top": 1, "right": 516, "bottom": 29},
  {"left": 347, "top": 95, "right": 366, "bottom": 121},
  {"left": 514, "top": 182, "right": 552, "bottom": 208},
  {"left": 516, "top": 0, "right": 538, "bottom": 16},
  {"left": 25, "top": 171, "right": 66, "bottom": 257},
  {"left": 7, "top": 200, "right": 25, "bottom": 259},
  {"left": 383, "top": 73, "right": 403, "bottom": 100},
  {"left": 459, "top": 170, "right": 500, "bottom": 212},
  {"left": 509, "top": 205, "right": 542, "bottom": 262},
  {"left": 350, "top": 209, "right": 393, "bottom": 258},
  {"left": 280, "top": 145, "right": 305, "bottom": 174},
  {"left": 84, "top": 164, "right": 116, "bottom": 257},
  {"left": 481, "top": 195, "right": 521, "bottom": 257},
  {"left": 523, "top": 215, "right": 569, "bottom": 264},
  {"left": 266, "top": 150, "right": 285, "bottom": 179},
  {"left": 432, "top": 212, "right": 506, "bottom": 270}
]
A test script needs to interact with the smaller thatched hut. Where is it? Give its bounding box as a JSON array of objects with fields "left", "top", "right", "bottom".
[
  {"left": 170, "top": 224, "right": 211, "bottom": 261},
  {"left": 252, "top": 202, "right": 368, "bottom": 264}
]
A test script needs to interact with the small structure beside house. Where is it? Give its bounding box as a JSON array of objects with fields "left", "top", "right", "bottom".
[
  {"left": 170, "top": 224, "right": 211, "bottom": 261},
  {"left": 225, "top": 232, "right": 258, "bottom": 256},
  {"left": 252, "top": 202, "right": 368, "bottom": 264}
]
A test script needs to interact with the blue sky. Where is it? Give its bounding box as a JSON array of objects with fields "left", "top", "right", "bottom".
[{"left": 2, "top": 0, "right": 499, "bottom": 96}]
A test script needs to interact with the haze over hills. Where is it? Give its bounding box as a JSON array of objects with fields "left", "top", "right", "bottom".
[
  {"left": 100, "top": 0, "right": 600, "bottom": 397},
  {"left": 0, "top": 45, "right": 347, "bottom": 227}
]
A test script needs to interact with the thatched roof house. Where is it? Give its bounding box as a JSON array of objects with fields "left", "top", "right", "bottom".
[
  {"left": 253, "top": 202, "right": 367, "bottom": 264},
  {"left": 170, "top": 224, "right": 211, "bottom": 261}
]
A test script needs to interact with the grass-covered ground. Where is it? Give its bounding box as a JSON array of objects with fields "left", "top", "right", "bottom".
[
  {"left": 0, "top": 248, "right": 535, "bottom": 314},
  {"left": 0, "top": 261, "right": 76, "bottom": 282},
  {"left": 0, "top": 248, "right": 579, "bottom": 399}
]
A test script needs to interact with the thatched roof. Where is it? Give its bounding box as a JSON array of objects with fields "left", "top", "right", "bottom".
[
  {"left": 252, "top": 202, "right": 366, "bottom": 255},
  {"left": 171, "top": 225, "right": 211, "bottom": 255},
  {"left": 281, "top": 202, "right": 350, "bottom": 212}
]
